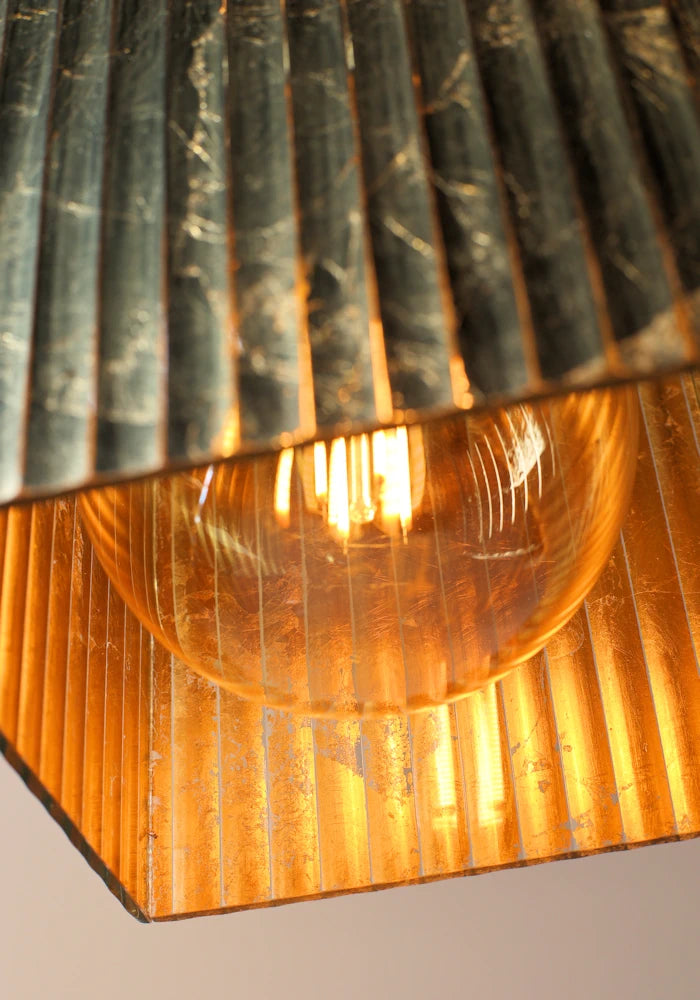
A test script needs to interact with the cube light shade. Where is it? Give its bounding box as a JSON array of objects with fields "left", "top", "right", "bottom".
[
  {"left": 0, "top": 0, "right": 699, "bottom": 921},
  {"left": 0, "top": 375, "right": 699, "bottom": 921}
]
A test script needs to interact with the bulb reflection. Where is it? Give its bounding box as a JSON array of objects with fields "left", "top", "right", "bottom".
[
  {"left": 79, "top": 388, "right": 638, "bottom": 717},
  {"left": 474, "top": 685, "right": 506, "bottom": 829}
]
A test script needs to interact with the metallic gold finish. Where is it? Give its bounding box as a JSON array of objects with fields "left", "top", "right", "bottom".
[{"left": 0, "top": 375, "right": 697, "bottom": 920}]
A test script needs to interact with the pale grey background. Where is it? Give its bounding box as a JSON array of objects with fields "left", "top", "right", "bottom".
[{"left": 1, "top": 757, "right": 699, "bottom": 1000}]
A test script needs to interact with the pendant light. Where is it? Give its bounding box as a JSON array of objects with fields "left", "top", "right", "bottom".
[{"left": 0, "top": 0, "right": 698, "bottom": 920}]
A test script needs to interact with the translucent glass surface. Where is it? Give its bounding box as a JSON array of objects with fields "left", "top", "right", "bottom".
[
  {"left": 79, "top": 389, "right": 638, "bottom": 715},
  {"left": 0, "top": 378, "right": 698, "bottom": 919}
]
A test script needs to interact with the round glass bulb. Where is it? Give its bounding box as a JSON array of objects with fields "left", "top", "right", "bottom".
[{"left": 80, "top": 388, "right": 638, "bottom": 716}]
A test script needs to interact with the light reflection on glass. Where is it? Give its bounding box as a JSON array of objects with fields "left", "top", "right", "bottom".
[{"left": 79, "top": 388, "right": 638, "bottom": 716}]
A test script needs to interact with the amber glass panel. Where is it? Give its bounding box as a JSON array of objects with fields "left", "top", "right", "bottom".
[{"left": 0, "top": 376, "right": 697, "bottom": 921}]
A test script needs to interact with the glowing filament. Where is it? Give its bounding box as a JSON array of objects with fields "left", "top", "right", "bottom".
[
  {"left": 274, "top": 426, "right": 423, "bottom": 544},
  {"left": 328, "top": 437, "right": 350, "bottom": 542},
  {"left": 348, "top": 434, "right": 376, "bottom": 525},
  {"left": 313, "top": 441, "right": 328, "bottom": 503},
  {"left": 380, "top": 427, "right": 413, "bottom": 538},
  {"left": 274, "top": 448, "right": 294, "bottom": 528}
]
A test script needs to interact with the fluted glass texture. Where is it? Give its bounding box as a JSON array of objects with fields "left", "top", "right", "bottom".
[
  {"left": 79, "top": 388, "right": 637, "bottom": 715},
  {"left": 0, "top": 376, "right": 697, "bottom": 919}
]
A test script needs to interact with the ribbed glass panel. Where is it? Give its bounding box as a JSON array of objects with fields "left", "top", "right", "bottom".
[{"left": 0, "top": 375, "right": 698, "bottom": 920}]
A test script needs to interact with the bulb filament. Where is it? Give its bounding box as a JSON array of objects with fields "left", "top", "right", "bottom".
[{"left": 274, "top": 427, "right": 425, "bottom": 544}]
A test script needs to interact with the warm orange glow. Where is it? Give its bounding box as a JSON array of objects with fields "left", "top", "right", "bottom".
[
  {"left": 348, "top": 434, "right": 374, "bottom": 526},
  {"left": 273, "top": 447, "right": 294, "bottom": 528},
  {"left": 78, "top": 388, "right": 639, "bottom": 716},
  {"left": 473, "top": 685, "right": 506, "bottom": 828},
  {"left": 382, "top": 426, "right": 413, "bottom": 537},
  {"left": 0, "top": 376, "right": 698, "bottom": 921},
  {"left": 313, "top": 441, "right": 328, "bottom": 503},
  {"left": 275, "top": 427, "right": 421, "bottom": 545},
  {"left": 431, "top": 706, "right": 458, "bottom": 819},
  {"left": 327, "top": 437, "right": 350, "bottom": 543}
]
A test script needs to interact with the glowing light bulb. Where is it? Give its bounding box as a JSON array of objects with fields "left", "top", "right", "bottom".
[
  {"left": 79, "top": 388, "right": 638, "bottom": 716},
  {"left": 277, "top": 428, "right": 424, "bottom": 547}
]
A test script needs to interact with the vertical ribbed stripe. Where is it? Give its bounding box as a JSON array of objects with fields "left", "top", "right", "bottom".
[{"left": 0, "top": 376, "right": 698, "bottom": 919}]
